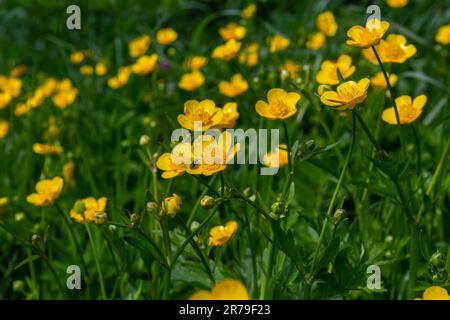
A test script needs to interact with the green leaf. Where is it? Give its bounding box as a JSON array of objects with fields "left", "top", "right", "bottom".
[{"left": 15, "top": 255, "right": 40, "bottom": 270}]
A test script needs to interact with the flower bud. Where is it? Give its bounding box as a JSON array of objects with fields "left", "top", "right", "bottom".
[
  {"left": 146, "top": 201, "right": 159, "bottom": 214},
  {"left": 12, "top": 280, "right": 24, "bottom": 292},
  {"left": 15, "top": 212, "right": 25, "bottom": 222},
  {"left": 200, "top": 195, "right": 215, "bottom": 209},
  {"left": 31, "top": 234, "right": 40, "bottom": 246},
  {"left": 139, "top": 135, "right": 150, "bottom": 146},
  {"left": 280, "top": 69, "right": 290, "bottom": 81},
  {"left": 108, "top": 224, "right": 117, "bottom": 232},
  {"left": 190, "top": 221, "right": 200, "bottom": 232},
  {"left": 243, "top": 187, "right": 253, "bottom": 198},
  {"left": 305, "top": 139, "right": 315, "bottom": 151},
  {"left": 130, "top": 213, "right": 140, "bottom": 227},
  {"left": 94, "top": 211, "right": 108, "bottom": 224},
  {"left": 333, "top": 208, "right": 347, "bottom": 222},
  {"left": 270, "top": 201, "right": 287, "bottom": 219},
  {"left": 162, "top": 194, "right": 182, "bottom": 217}
]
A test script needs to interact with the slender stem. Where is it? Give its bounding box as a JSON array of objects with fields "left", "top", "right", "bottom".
[
  {"left": 309, "top": 111, "right": 356, "bottom": 281},
  {"left": 407, "top": 223, "right": 420, "bottom": 299},
  {"left": 187, "top": 175, "right": 217, "bottom": 226},
  {"left": 55, "top": 203, "right": 90, "bottom": 279},
  {"left": 353, "top": 109, "right": 383, "bottom": 153},
  {"left": 282, "top": 121, "right": 293, "bottom": 172},
  {"left": 410, "top": 125, "right": 421, "bottom": 177},
  {"left": 44, "top": 259, "right": 65, "bottom": 297},
  {"left": 84, "top": 223, "right": 107, "bottom": 300},
  {"left": 259, "top": 238, "right": 275, "bottom": 300}
]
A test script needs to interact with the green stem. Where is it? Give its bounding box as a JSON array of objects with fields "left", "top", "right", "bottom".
[
  {"left": 407, "top": 223, "right": 420, "bottom": 299},
  {"left": 259, "top": 229, "right": 276, "bottom": 300},
  {"left": 84, "top": 223, "right": 107, "bottom": 300},
  {"left": 353, "top": 109, "right": 383, "bottom": 153},
  {"left": 282, "top": 121, "right": 293, "bottom": 173},
  {"left": 309, "top": 111, "right": 356, "bottom": 282}
]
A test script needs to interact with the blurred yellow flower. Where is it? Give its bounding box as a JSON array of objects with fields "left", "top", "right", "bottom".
[
  {"left": 27, "top": 177, "right": 64, "bottom": 207},
  {"left": 178, "top": 71, "right": 205, "bottom": 91},
  {"left": 385, "top": 0, "right": 408, "bottom": 8},
  {"left": 128, "top": 34, "right": 151, "bottom": 58},
  {"left": 219, "top": 22, "right": 246, "bottom": 41},
  {"left": 0, "top": 75, "right": 22, "bottom": 97},
  {"left": 0, "top": 197, "right": 8, "bottom": 214},
  {"left": 316, "top": 54, "right": 355, "bottom": 85},
  {"left": 362, "top": 34, "right": 416, "bottom": 64},
  {"left": 185, "top": 56, "right": 208, "bottom": 71},
  {"left": 156, "top": 143, "right": 192, "bottom": 179},
  {"left": 52, "top": 80, "right": 78, "bottom": 109},
  {"left": 156, "top": 28, "right": 178, "bottom": 45},
  {"left": 15, "top": 103, "right": 29, "bottom": 117},
  {"left": 316, "top": 11, "right": 338, "bottom": 37},
  {"left": 10, "top": 65, "right": 27, "bottom": 78},
  {"left": 320, "top": 78, "right": 370, "bottom": 110},
  {"left": 256, "top": 88, "right": 301, "bottom": 120},
  {"left": 80, "top": 65, "right": 94, "bottom": 75},
  {"left": 306, "top": 32, "right": 325, "bottom": 50},
  {"left": 188, "top": 131, "right": 240, "bottom": 176},
  {"left": 371, "top": 72, "right": 398, "bottom": 90},
  {"left": 177, "top": 99, "right": 223, "bottom": 131},
  {"left": 280, "top": 60, "right": 301, "bottom": 80},
  {"left": 132, "top": 54, "right": 158, "bottom": 76},
  {"left": 214, "top": 102, "right": 239, "bottom": 129},
  {"left": 239, "top": 42, "right": 259, "bottom": 67},
  {"left": 435, "top": 23, "right": 450, "bottom": 45},
  {"left": 263, "top": 144, "right": 288, "bottom": 168},
  {"left": 208, "top": 220, "right": 238, "bottom": 246},
  {"left": 63, "top": 161, "right": 76, "bottom": 187},
  {"left": 70, "top": 197, "right": 107, "bottom": 223},
  {"left": 70, "top": 51, "right": 84, "bottom": 64},
  {"left": 108, "top": 66, "right": 131, "bottom": 89},
  {"left": 268, "top": 34, "right": 290, "bottom": 53},
  {"left": 41, "top": 78, "right": 57, "bottom": 96},
  {"left": 33, "top": 143, "right": 63, "bottom": 155},
  {"left": 162, "top": 193, "right": 182, "bottom": 217},
  {"left": 95, "top": 62, "right": 108, "bottom": 76},
  {"left": 241, "top": 3, "right": 256, "bottom": 19},
  {"left": 0, "top": 92, "right": 11, "bottom": 109},
  {"left": 219, "top": 74, "right": 248, "bottom": 98},
  {"left": 416, "top": 286, "right": 450, "bottom": 300},
  {"left": 346, "top": 19, "right": 390, "bottom": 48},
  {"left": 212, "top": 39, "right": 241, "bottom": 60},
  {"left": 190, "top": 279, "right": 250, "bottom": 300},
  {"left": 382, "top": 95, "right": 427, "bottom": 125},
  {"left": 0, "top": 120, "right": 9, "bottom": 139}
]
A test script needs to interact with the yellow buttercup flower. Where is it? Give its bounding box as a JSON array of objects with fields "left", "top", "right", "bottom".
[
  {"left": 156, "top": 28, "right": 178, "bottom": 45},
  {"left": 0, "top": 92, "right": 11, "bottom": 109},
  {"left": 95, "top": 62, "right": 108, "bottom": 76},
  {"left": 190, "top": 279, "right": 250, "bottom": 300},
  {"left": 280, "top": 60, "right": 301, "bottom": 80},
  {"left": 162, "top": 194, "right": 182, "bottom": 217},
  {"left": 178, "top": 71, "right": 205, "bottom": 91},
  {"left": 27, "top": 177, "right": 64, "bottom": 207},
  {"left": 0, "top": 120, "right": 9, "bottom": 139},
  {"left": 156, "top": 143, "right": 192, "bottom": 179},
  {"left": 108, "top": 66, "right": 132, "bottom": 89},
  {"left": 208, "top": 220, "right": 238, "bottom": 246},
  {"left": 0, "top": 75, "right": 22, "bottom": 97},
  {"left": 346, "top": 19, "right": 390, "bottom": 48},
  {"left": 362, "top": 34, "right": 416, "bottom": 64},
  {"left": 385, "top": 0, "right": 408, "bottom": 8},
  {"left": 268, "top": 34, "right": 290, "bottom": 53},
  {"left": 371, "top": 72, "right": 398, "bottom": 90},
  {"left": 41, "top": 78, "right": 57, "bottom": 96},
  {"left": 416, "top": 286, "right": 450, "bottom": 300},
  {"left": 132, "top": 54, "right": 158, "bottom": 76},
  {"left": 316, "top": 54, "right": 355, "bottom": 85},
  {"left": 33, "top": 143, "right": 63, "bottom": 155},
  {"left": 80, "top": 65, "right": 94, "bottom": 75},
  {"left": 63, "top": 161, "right": 76, "bottom": 187},
  {"left": 382, "top": 95, "right": 427, "bottom": 125},
  {"left": 218, "top": 74, "right": 248, "bottom": 98},
  {"left": 316, "top": 11, "right": 338, "bottom": 37},
  {"left": 52, "top": 87, "right": 78, "bottom": 108},
  {"left": 320, "top": 78, "right": 370, "bottom": 111},
  {"left": 177, "top": 99, "right": 223, "bottom": 131},
  {"left": 214, "top": 102, "right": 239, "bottom": 129},
  {"left": 185, "top": 56, "right": 208, "bottom": 71},
  {"left": 70, "top": 197, "right": 107, "bottom": 223},
  {"left": 70, "top": 51, "right": 84, "bottom": 64},
  {"left": 128, "top": 35, "right": 151, "bottom": 58},
  {"left": 255, "top": 88, "right": 301, "bottom": 120},
  {"left": 212, "top": 39, "right": 241, "bottom": 60},
  {"left": 435, "top": 23, "right": 450, "bottom": 45},
  {"left": 306, "top": 32, "right": 325, "bottom": 50},
  {"left": 0, "top": 197, "right": 8, "bottom": 214},
  {"left": 238, "top": 42, "right": 259, "bottom": 67},
  {"left": 241, "top": 3, "right": 256, "bottom": 19},
  {"left": 188, "top": 131, "right": 240, "bottom": 176},
  {"left": 263, "top": 144, "right": 288, "bottom": 168},
  {"left": 10, "top": 65, "right": 27, "bottom": 78},
  {"left": 219, "top": 22, "right": 246, "bottom": 41}
]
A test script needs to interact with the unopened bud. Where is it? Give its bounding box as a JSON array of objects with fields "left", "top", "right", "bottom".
[
  {"left": 139, "top": 135, "right": 150, "bottom": 146},
  {"left": 12, "top": 280, "right": 24, "bottom": 292},
  {"left": 270, "top": 201, "right": 287, "bottom": 219},
  {"left": 243, "top": 187, "right": 253, "bottom": 198},
  {"left": 31, "top": 234, "right": 40, "bottom": 246},
  {"left": 94, "top": 211, "right": 108, "bottom": 224},
  {"left": 15, "top": 212, "right": 25, "bottom": 222},
  {"left": 190, "top": 221, "right": 200, "bottom": 232},
  {"left": 146, "top": 201, "right": 159, "bottom": 214},
  {"left": 200, "top": 195, "right": 215, "bottom": 209},
  {"left": 130, "top": 213, "right": 140, "bottom": 227},
  {"left": 333, "top": 208, "right": 347, "bottom": 222}
]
